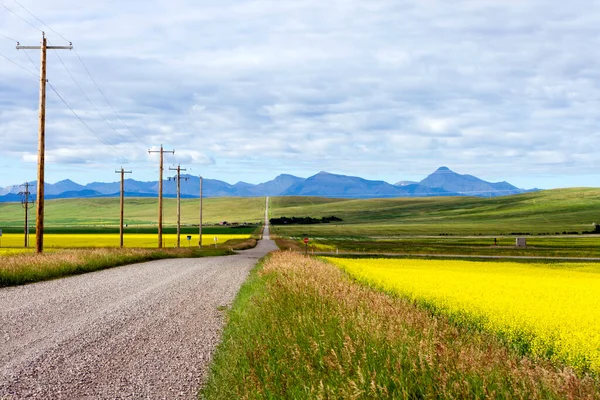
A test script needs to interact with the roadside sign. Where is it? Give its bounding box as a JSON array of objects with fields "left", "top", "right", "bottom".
[{"left": 303, "top": 237, "right": 309, "bottom": 244}]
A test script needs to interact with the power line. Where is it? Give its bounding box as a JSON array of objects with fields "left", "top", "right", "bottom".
[
  {"left": 73, "top": 48, "right": 150, "bottom": 148},
  {"left": 49, "top": 43, "right": 132, "bottom": 145},
  {"left": 11, "top": 0, "right": 70, "bottom": 43},
  {"left": 1, "top": 0, "right": 148, "bottom": 148},
  {"left": 0, "top": 31, "right": 17, "bottom": 42},
  {"left": 0, "top": 0, "right": 42, "bottom": 33},
  {"left": 47, "top": 81, "right": 116, "bottom": 149},
  {"left": 21, "top": 47, "right": 38, "bottom": 71},
  {"left": 0, "top": 50, "right": 37, "bottom": 76}
]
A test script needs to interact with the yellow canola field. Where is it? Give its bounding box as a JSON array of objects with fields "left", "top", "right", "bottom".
[
  {"left": 325, "top": 257, "right": 600, "bottom": 374},
  {"left": 0, "top": 233, "right": 250, "bottom": 249},
  {"left": 0, "top": 248, "right": 33, "bottom": 255}
]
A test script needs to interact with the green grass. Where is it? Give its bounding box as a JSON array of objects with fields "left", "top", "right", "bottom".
[
  {"left": 0, "top": 247, "right": 233, "bottom": 287},
  {"left": 296, "top": 236, "right": 600, "bottom": 258},
  {"left": 0, "top": 196, "right": 265, "bottom": 227},
  {"left": 201, "top": 252, "right": 598, "bottom": 399},
  {"left": 269, "top": 189, "right": 600, "bottom": 237},
  {"left": 268, "top": 189, "right": 600, "bottom": 257}
]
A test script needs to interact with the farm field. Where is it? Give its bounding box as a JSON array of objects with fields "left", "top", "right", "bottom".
[
  {"left": 0, "top": 233, "right": 251, "bottom": 250},
  {"left": 0, "top": 248, "right": 33, "bottom": 256},
  {"left": 269, "top": 188, "right": 600, "bottom": 236},
  {"left": 327, "top": 257, "right": 600, "bottom": 375},
  {"left": 289, "top": 236, "right": 600, "bottom": 258},
  {"left": 0, "top": 196, "right": 263, "bottom": 250},
  {"left": 268, "top": 189, "right": 600, "bottom": 257},
  {"left": 0, "top": 196, "right": 265, "bottom": 227},
  {"left": 202, "top": 252, "right": 599, "bottom": 398}
]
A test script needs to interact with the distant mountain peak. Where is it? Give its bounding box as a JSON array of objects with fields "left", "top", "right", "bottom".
[
  {"left": 0, "top": 168, "right": 532, "bottom": 202},
  {"left": 420, "top": 167, "right": 521, "bottom": 197}
]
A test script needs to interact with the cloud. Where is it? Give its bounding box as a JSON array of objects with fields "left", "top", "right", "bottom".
[{"left": 1, "top": 0, "right": 600, "bottom": 188}]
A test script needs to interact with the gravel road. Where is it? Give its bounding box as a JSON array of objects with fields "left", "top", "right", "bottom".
[{"left": 0, "top": 234, "right": 278, "bottom": 399}]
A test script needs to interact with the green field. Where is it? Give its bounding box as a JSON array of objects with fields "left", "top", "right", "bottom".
[
  {"left": 0, "top": 196, "right": 265, "bottom": 228},
  {"left": 267, "top": 189, "right": 600, "bottom": 257},
  {"left": 0, "top": 197, "right": 263, "bottom": 252},
  {"left": 3, "top": 189, "right": 600, "bottom": 257},
  {"left": 269, "top": 188, "right": 600, "bottom": 237}
]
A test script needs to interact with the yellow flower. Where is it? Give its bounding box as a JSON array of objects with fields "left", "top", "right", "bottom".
[{"left": 326, "top": 257, "right": 600, "bottom": 373}]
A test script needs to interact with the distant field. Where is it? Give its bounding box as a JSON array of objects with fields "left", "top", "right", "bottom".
[
  {"left": 269, "top": 189, "right": 600, "bottom": 237},
  {"left": 291, "top": 236, "right": 600, "bottom": 258},
  {"left": 269, "top": 189, "right": 600, "bottom": 257},
  {"left": 0, "top": 233, "right": 252, "bottom": 250},
  {"left": 0, "top": 197, "right": 265, "bottom": 228}
]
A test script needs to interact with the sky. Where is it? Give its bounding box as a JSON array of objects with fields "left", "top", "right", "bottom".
[{"left": 1, "top": 0, "right": 600, "bottom": 190}]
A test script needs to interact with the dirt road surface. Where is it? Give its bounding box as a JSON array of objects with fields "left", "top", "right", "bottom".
[{"left": 0, "top": 233, "right": 277, "bottom": 399}]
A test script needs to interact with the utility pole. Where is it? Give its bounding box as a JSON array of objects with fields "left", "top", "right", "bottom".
[
  {"left": 115, "top": 167, "right": 132, "bottom": 248},
  {"left": 18, "top": 182, "right": 35, "bottom": 248},
  {"left": 17, "top": 33, "right": 73, "bottom": 253},
  {"left": 199, "top": 176, "right": 203, "bottom": 248},
  {"left": 148, "top": 145, "right": 174, "bottom": 248},
  {"left": 169, "top": 165, "right": 188, "bottom": 248}
]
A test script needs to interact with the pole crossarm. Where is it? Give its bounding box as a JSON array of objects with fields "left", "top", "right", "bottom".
[{"left": 16, "top": 45, "right": 73, "bottom": 50}]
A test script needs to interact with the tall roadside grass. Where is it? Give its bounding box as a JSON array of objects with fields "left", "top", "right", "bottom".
[
  {"left": 0, "top": 247, "right": 230, "bottom": 287},
  {"left": 201, "top": 252, "right": 599, "bottom": 399}
]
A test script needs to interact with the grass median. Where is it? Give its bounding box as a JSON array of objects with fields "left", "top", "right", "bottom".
[{"left": 201, "top": 252, "right": 598, "bottom": 399}]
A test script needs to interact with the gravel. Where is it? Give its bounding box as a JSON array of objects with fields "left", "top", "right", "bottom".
[{"left": 0, "top": 236, "right": 278, "bottom": 399}]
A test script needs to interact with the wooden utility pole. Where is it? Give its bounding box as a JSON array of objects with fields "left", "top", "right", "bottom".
[
  {"left": 18, "top": 182, "right": 35, "bottom": 248},
  {"left": 148, "top": 145, "right": 174, "bottom": 248},
  {"left": 199, "top": 176, "right": 203, "bottom": 248},
  {"left": 169, "top": 165, "right": 188, "bottom": 248},
  {"left": 17, "top": 33, "right": 73, "bottom": 253},
  {"left": 115, "top": 167, "right": 132, "bottom": 248}
]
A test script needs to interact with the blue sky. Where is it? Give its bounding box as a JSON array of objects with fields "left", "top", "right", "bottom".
[{"left": 1, "top": 0, "right": 600, "bottom": 190}]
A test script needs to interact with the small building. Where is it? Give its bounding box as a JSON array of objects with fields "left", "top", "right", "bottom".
[{"left": 515, "top": 237, "right": 527, "bottom": 248}]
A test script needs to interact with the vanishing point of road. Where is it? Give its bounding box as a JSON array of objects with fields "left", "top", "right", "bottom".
[{"left": 0, "top": 198, "right": 278, "bottom": 399}]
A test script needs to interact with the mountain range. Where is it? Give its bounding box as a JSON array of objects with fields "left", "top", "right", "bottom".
[{"left": 0, "top": 167, "right": 535, "bottom": 202}]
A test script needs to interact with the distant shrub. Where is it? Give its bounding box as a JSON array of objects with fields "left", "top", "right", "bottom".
[
  {"left": 270, "top": 216, "right": 343, "bottom": 225},
  {"left": 582, "top": 224, "right": 600, "bottom": 235}
]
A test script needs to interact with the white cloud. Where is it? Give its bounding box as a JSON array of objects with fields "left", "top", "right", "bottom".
[{"left": 1, "top": 0, "right": 600, "bottom": 188}]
